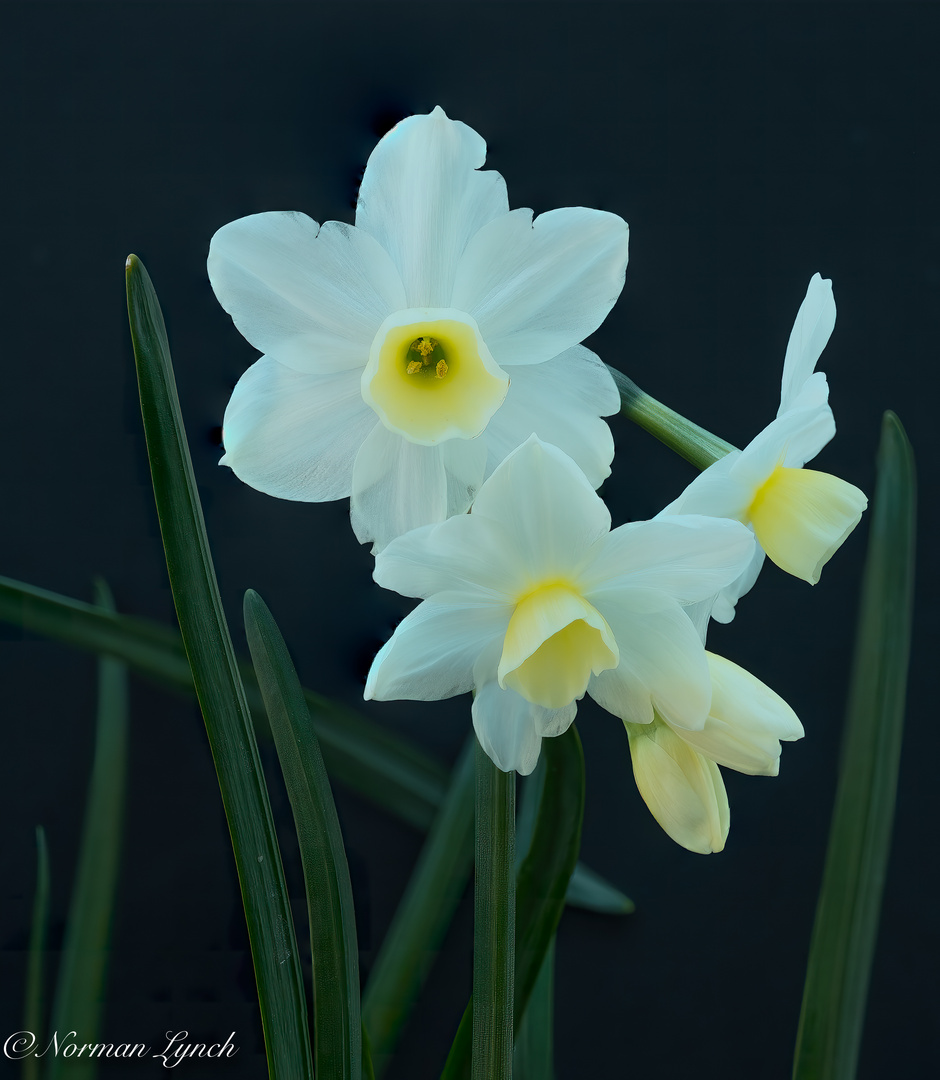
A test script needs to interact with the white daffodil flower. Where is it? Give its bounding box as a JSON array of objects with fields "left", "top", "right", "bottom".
[
  {"left": 364, "top": 436, "right": 757, "bottom": 786},
  {"left": 208, "top": 107, "right": 628, "bottom": 551},
  {"left": 661, "top": 273, "right": 868, "bottom": 622}
]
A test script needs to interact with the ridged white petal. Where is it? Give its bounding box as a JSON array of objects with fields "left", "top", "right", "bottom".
[
  {"left": 350, "top": 424, "right": 447, "bottom": 550},
  {"left": 779, "top": 274, "right": 836, "bottom": 416},
  {"left": 469, "top": 437, "right": 611, "bottom": 584},
  {"left": 364, "top": 599, "right": 507, "bottom": 702},
  {"left": 208, "top": 214, "right": 405, "bottom": 372},
  {"left": 480, "top": 346, "right": 618, "bottom": 488},
  {"left": 373, "top": 513, "right": 521, "bottom": 602},
  {"left": 451, "top": 207, "right": 629, "bottom": 366},
  {"left": 355, "top": 107, "right": 509, "bottom": 307},
  {"left": 587, "top": 593, "right": 712, "bottom": 731},
  {"left": 674, "top": 653, "right": 804, "bottom": 775},
  {"left": 220, "top": 357, "right": 376, "bottom": 501},
  {"left": 627, "top": 719, "right": 730, "bottom": 854},
  {"left": 658, "top": 450, "right": 751, "bottom": 521},
  {"left": 581, "top": 516, "right": 756, "bottom": 603},
  {"left": 471, "top": 679, "right": 547, "bottom": 776}
]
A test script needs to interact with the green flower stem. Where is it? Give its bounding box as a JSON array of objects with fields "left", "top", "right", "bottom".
[
  {"left": 23, "top": 826, "right": 50, "bottom": 1080},
  {"left": 608, "top": 366, "right": 736, "bottom": 471},
  {"left": 47, "top": 580, "right": 128, "bottom": 1080},
  {"left": 472, "top": 742, "right": 515, "bottom": 1080},
  {"left": 792, "top": 411, "right": 915, "bottom": 1080},
  {"left": 363, "top": 738, "right": 476, "bottom": 1074}
]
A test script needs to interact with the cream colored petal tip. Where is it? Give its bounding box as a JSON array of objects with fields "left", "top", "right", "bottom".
[
  {"left": 749, "top": 466, "right": 868, "bottom": 584},
  {"left": 626, "top": 720, "right": 730, "bottom": 854}
]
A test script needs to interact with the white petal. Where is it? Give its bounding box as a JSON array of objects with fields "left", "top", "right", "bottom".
[
  {"left": 740, "top": 390, "right": 835, "bottom": 478},
  {"left": 452, "top": 207, "right": 629, "bottom": 366},
  {"left": 708, "top": 543, "right": 766, "bottom": 624},
  {"left": 208, "top": 214, "right": 405, "bottom": 372},
  {"left": 472, "top": 679, "right": 547, "bottom": 775},
  {"left": 480, "top": 346, "right": 619, "bottom": 488},
  {"left": 658, "top": 450, "right": 752, "bottom": 521},
  {"left": 350, "top": 424, "right": 446, "bottom": 551},
  {"left": 581, "top": 516, "right": 756, "bottom": 603},
  {"left": 588, "top": 594, "right": 712, "bottom": 731},
  {"left": 674, "top": 653, "right": 804, "bottom": 776},
  {"left": 779, "top": 274, "right": 836, "bottom": 416},
  {"left": 355, "top": 107, "right": 509, "bottom": 307},
  {"left": 626, "top": 720, "right": 730, "bottom": 854},
  {"left": 469, "top": 436, "right": 612, "bottom": 582},
  {"left": 220, "top": 357, "right": 375, "bottom": 501},
  {"left": 374, "top": 513, "right": 521, "bottom": 602},
  {"left": 364, "top": 599, "right": 506, "bottom": 702},
  {"left": 533, "top": 700, "right": 578, "bottom": 738}
]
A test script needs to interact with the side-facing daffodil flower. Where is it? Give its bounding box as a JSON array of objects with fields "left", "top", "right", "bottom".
[
  {"left": 661, "top": 273, "right": 868, "bottom": 622},
  {"left": 208, "top": 107, "right": 628, "bottom": 551},
  {"left": 365, "top": 437, "right": 800, "bottom": 853}
]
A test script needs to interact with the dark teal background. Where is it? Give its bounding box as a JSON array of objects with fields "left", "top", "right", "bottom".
[{"left": 0, "top": 3, "right": 935, "bottom": 1077}]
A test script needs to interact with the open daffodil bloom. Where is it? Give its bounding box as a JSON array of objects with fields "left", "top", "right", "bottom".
[
  {"left": 365, "top": 437, "right": 758, "bottom": 780},
  {"left": 661, "top": 273, "right": 867, "bottom": 621},
  {"left": 208, "top": 107, "right": 629, "bottom": 550}
]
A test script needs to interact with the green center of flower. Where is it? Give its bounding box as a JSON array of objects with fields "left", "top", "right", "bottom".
[
  {"left": 361, "top": 308, "right": 510, "bottom": 445},
  {"left": 498, "top": 583, "right": 619, "bottom": 709}
]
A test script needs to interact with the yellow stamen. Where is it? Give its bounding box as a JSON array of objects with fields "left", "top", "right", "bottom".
[
  {"left": 435, "top": 358, "right": 448, "bottom": 379},
  {"left": 406, "top": 360, "right": 422, "bottom": 375}
]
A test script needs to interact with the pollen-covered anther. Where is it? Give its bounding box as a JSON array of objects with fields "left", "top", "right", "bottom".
[{"left": 362, "top": 307, "right": 509, "bottom": 445}]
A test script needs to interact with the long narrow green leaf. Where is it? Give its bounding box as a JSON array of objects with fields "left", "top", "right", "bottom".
[
  {"left": 126, "top": 255, "right": 312, "bottom": 1080},
  {"left": 364, "top": 738, "right": 475, "bottom": 1074},
  {"left": 47, "top": 580, "right": 128, "bottom": 1080},
  {"left": 472, "top": 742, "right": 515, "bottom": 1080},
  {"left": 443, "top": 728, "right": 584, "bottom": 1080},
  {"left": 244, "top": 590, "right": 361, "bottom": 1080},
  {"left": 512, "top": 941, "right": 555, "bottom": 1080},
  {"left": 609, "top": 366, "right": 736, "bottom": 470},
  {"left": 792, "top": 411, "right": 915, "bottom": 1080},
  {"left": 0, "top": 574, "right": 628, "bottom": 908},
  {"left": 0, "top": 575, "right": 448, "bottom": 831},
  {"left": 23, "top": 826, "right": 50, "bottom": 1080}
]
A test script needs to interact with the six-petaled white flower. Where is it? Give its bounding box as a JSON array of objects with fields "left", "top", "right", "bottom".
[
  {"left": 661, "top": 274, "right": 868, "bottom": 622},
  {"left": 364, "top": 437, "right": 804, "bottom": 851},
  {"left": 208, "top": 107, "right": 628, "bottom": 551}
]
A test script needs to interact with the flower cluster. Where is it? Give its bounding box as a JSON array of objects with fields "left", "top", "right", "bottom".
[{"left": 208, "top": 108, "right": 865, "bottom": 853}]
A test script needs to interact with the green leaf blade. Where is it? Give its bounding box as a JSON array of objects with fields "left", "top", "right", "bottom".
[
  {"left": 126, "top": 255, "right": 312, "bottom": 1080},
  {"left": 792, "top": 411, "right": 916, "bottom": 1080},
  {"left": 47, "top": 580, "right": 128, "bottom": 1080},
  {"left": 23, "top": 826, "right": 50, "bottom": 1080},
  {"left": 363, "top": 738, "right": 475, "bottom": 1074},
  {"left": 244, "top": 589, "right": 361, "bottom": 1080}
]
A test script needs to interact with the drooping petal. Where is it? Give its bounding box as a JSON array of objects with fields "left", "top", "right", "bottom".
[
  {"left": 208, "top": 214, "right": 405, "bottom": 372},
  {"left": 350, "top": 424, "right": 447, "bottom": 551},
  {"left": 355, "top": 107, "right": 509, "bottom": 308},
  {"left": 364, "top": 598, "right": 507, "bottom": 702},
  {"left": 658, "top": 450, "right": 751, "bottom": 521},
  {"left": 675, "top": 653, "right": 804, "bottom": 775},
  {"left": 471, "top": 678, "right": 548, "bottom": 776},
  {"left": 451, "top": 207, "right": 629, "bottom": 366},
  {"left": 373, "top": 512, "right": 521, "bottom": 603},
  {"left": 778, "top": 274, "right": 836, "bottom": 416},
  {"left": 581, "top": 516, "right": 756, "bottom": 603},
  {"left": 626, "top": 719, "right": 730, "bottom": 854},
  {"left": 749, "top": 466, "right": 868, "bottom": 584},
  {"left": 480, "top": 346, "right": 619, "bottom": 488},
  {"left": 220, "top": 357, "right": 377, "bottom": 501},
  {"left": 469, "top": 436, "right": 612, "bottom": 583},
  {"left": 588, "top": 593, "right": 712, "bottom": 731}
]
